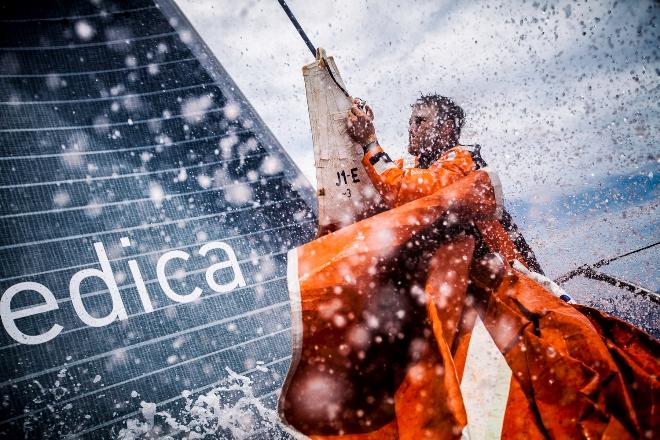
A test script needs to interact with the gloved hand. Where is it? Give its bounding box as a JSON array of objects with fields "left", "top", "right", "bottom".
[{"left": 347, "top": 98, "right": 377, "bottom": 147}]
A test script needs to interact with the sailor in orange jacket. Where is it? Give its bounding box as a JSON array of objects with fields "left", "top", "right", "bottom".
[
  {"left": 278, "top": 168, "right": 660, "bottom": 439},
  {"left": 347, "top": 94, "right": 544, "bottom": 273},
  {"left": 347, "top": 95, "right": 473, "bottom": 208},
  {"left": 278, "top": 95, "right": 659, "bottom": 439}
]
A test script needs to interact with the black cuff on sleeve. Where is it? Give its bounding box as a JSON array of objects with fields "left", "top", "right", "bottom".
[{"left": 368, "top": 151, "right": 393, "bottom": 165}]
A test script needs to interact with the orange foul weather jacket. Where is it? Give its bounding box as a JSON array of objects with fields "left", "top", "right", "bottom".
[
  {"left": 278, "top": 147, "right": 659, "bottom": 439},
  {"left": 363, "top": 143, "right": 544, "bottom": 274},
  {"left": 360, "top": 144, "right": 478, "bottom": 208}
]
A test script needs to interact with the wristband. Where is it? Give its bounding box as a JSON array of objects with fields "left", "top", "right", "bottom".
[{"left": 361, "top": 140, "right": 379, "bottom": 154}]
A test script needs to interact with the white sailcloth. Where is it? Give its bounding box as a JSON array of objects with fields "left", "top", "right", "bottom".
[{"left": 302, "top": 49, "right": 382, "bottom": 232}]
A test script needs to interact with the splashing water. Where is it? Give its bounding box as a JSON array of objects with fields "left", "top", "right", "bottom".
[{"left": 116, "top": 367, "right": 288, "bottom": 439}]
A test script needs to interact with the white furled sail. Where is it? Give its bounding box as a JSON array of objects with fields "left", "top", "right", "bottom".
[{"left": 303, "top": 49, "right": 382, "bottom": 234}]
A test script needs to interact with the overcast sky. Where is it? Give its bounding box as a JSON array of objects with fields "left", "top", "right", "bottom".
[
  {"left": 174, "top": 0, "right": 658, "bottom": 293},
  {"left": 175, "top": 0, "right": 657, "bottom": 196}
]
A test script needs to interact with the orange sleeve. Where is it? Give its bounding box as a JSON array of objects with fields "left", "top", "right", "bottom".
[{"left": 362, "top": 145, "right": 476, "bottom": 208}]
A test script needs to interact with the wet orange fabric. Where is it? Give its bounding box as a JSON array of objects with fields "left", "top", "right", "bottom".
[
  {"left": 365, "top": 146, "right": 541, "bottom": 273},
  {"left": 479, "top": 263, "right": 659, "bottom": 438},
  {"left": 476, "top": 218, "right": 527, "bottom": 267},
  {"left": 362, "top": 145, "right": 476, "bottom": 208},
  {"left": 279, "top": 171, "right": 499, "bottom": 438},
  {"left": 278, "top": 168, "right": 660, "bottom": 439}
]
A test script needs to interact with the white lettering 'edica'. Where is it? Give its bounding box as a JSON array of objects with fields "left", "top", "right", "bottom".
[
  {"left": 123, "top": 237, "right": 154, "bottom": 313},
  {"left": 70, "top": 241, "right": 128, "bottom": 327},
  {"left": 1, "top": 238, "right": 246, "bottom": 345},
  {"left": 157, "top": 250, "right": 203, "bottom": 303},
  {"left": 0, "top": 282, "right": 63, "bottom": 345},
  {"left": 200, "top": 242, "right": 246, "bottom": 293}
]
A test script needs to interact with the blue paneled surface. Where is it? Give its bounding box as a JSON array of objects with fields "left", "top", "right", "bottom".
[{"left": 0, "top": 1, "right": 316, "bottom": 437}]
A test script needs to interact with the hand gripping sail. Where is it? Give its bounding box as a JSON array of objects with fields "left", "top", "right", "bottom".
[{"left": 303, "top": 49, "right": 383, "bottom": 234}]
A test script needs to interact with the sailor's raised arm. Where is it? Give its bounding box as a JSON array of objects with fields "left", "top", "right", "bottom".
[
  {"left": 346, "top": 100, "right": 472, "bottom": 208},
  {"left": 346, "top": 98, "right": 377, "bottom": 146},
  {"left": 346, "top": 99, "right": 403, "bottom": 206}
]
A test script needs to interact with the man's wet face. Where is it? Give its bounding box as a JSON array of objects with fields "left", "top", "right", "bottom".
[
  {"left": 408, "top": 103, "right": 437, "bottom": 156},
  {"left": 408, "top": 102, "right": 456, "bottom": 157}
]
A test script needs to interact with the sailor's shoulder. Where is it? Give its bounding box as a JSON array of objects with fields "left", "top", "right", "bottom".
[
  {"left": 439, "top": 146, "right": 474, "bottom": 162},
  {"left": 456, "top": 144, "right": 488, "bottom": 169},
  {"left": 457, "top": 144, "right": 482, "bottom": 154}
]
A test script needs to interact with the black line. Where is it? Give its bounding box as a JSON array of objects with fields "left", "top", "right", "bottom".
[
  {"left": 0, "top": 195, "right": 302, "bottom": 251},
  {"left": 276, "top": 0, "right": 316, "bottom": 57},
  {"left": 0, "top": 131, "right": 242, "bottom": 160},
  {"left": 0, "top": 329, "right": 290, "bottom": 426},
  {"left": 67, "top": 357, "right": 289, "bottom": 439},
  {"left": 0, "top": 31, "right": 178, "bottom": 51},
  {"left": 592, "top": 241, "right": 660, "bottom": 269},
  {"left": 0, "top": 5, "right": 157, "bottom": 23},
  {"left": 274, "top": 1, "right": 351, "bottom": 98},
  {"left": 0, "top": 82, "right": 216, "bottom": 105},
  {"left": 581, "top": 267, "right": 660, "bottom": 305},
  {"left": 0, "top": 57, "right": 196, "bottom": 78},
  {"left": 0, "top": 151, "right": 268, "bottom": 189},
  {"left": 555, "top": 241, "right": 659, "bottom": 284},
  {"left": 0, "top": 107, "right": 223, "bottom": 132}
]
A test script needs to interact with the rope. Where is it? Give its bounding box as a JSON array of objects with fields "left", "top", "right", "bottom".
[
  {"left": 276, "top": 0, "right": 316, "bottom": 57},
  {"left": 592, "top": 240, "right": 659, "bottom": 269},
  {"left": 275, "top": 0, "right": 351, "bottom": 98},
  {"left": 556, "top": 241, "right": 659, "bottom": 284},
  {"left": 555, "top": 241, "right": 659, "bottom": 304}
]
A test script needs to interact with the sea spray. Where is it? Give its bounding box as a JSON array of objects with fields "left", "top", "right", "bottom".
[{"left": 116, "top": 367, "right": 287, "bottom": 439}]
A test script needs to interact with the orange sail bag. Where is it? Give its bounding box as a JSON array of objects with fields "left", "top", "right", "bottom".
[{"left": 277, "top": 170, "right": 659, "bottom": 439}]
